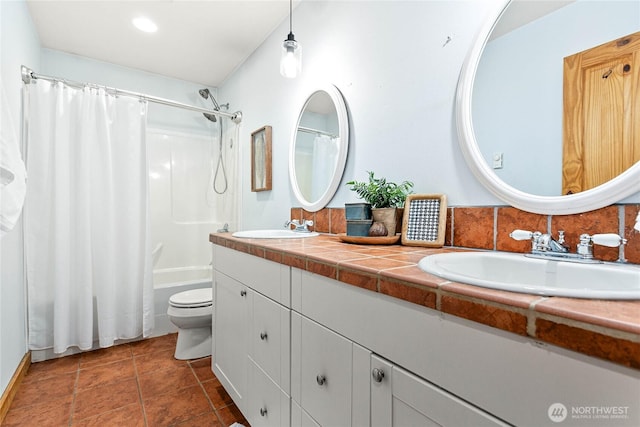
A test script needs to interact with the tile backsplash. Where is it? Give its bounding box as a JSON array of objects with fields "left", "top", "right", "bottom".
[{"left": 291, "top": 204, "right": 640, "bottom": 265}]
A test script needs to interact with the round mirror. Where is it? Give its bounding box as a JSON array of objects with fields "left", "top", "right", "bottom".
[
  {"left": 289, "top": 84, "right": 349, "bottom": 212},
  {"left": 456, "top": 0, "right": 640, "bottom": 215}
]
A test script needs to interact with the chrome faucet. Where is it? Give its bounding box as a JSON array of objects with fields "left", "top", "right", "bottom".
[
  {"left": 535, "top": 231, "right": 569, "bottom": 253},
  {"left": 284, "top": 219, "right": 314, "bottom": 233},
  {"left": 510, "top": 229, "right": 568, "bottom": 254},
  {"left": 510, "top": 229, "right": 627, "bottom": 263}
]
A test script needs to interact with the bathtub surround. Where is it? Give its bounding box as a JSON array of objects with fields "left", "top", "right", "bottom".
[{"left": 24, "top": 78, "right": 154, "bottom": 353}]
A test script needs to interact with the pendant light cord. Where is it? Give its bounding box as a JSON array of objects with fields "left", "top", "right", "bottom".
[{"left": 289, "top": 0, "right": 293, "bottom": 35}]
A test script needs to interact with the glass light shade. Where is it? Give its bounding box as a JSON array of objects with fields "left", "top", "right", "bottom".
[{"left": 280, "top": 37, "right": 301, "bottom": 78}]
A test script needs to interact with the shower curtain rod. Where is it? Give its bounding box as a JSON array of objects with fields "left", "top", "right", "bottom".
[
  {"left": 297, "top": 125, "right": 337, "bottom": 139},
  {"left": 21, "top": 65, "right": 243, "bottom": 124}
]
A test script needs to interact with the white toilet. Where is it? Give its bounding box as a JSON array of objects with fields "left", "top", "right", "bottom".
[{"left": 167, "top": 288, "right": 213, "bottom": 360}]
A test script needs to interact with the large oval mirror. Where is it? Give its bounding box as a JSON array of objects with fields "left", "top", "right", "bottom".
[
  {"left": 456, "top": 0, "right": 640, "bottom": 215},
  {"left": 289, "top": 84, "right": 349, "bottom": 212}
]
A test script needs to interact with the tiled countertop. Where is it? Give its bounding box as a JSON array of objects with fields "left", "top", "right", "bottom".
[{"left": 210, "top": 233, "right": 640, "bottom": 370}]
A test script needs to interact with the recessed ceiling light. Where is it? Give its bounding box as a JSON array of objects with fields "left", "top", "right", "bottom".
[{"left": 132, "top": 16, "right": 158, "bottom": 33}]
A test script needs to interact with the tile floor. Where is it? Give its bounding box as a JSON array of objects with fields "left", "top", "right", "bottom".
[{"left": 3, "top": 334, "right": 250, "bottom": 426}]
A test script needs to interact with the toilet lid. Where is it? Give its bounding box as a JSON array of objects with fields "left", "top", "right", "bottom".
[{"left": 169, "top": 288, "right": 213, "bottom": 308}]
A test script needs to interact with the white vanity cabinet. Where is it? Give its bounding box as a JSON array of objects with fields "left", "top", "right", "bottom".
[
  {"left": 291, "top": 267, "right": 640, "bottom": 427},
  {"left": 212, "top": 245, "right": 291, "bottom": 425},
  {"left": 212, "top": 246, "right": 639, "bottom": 427}
]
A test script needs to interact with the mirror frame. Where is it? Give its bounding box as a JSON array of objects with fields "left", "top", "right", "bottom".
[
  {"left": 456, "top": 0, "right": 640, "bottom": 215},
  {"left": 289, "top": 83, "right": 349, "bottom": 212}
]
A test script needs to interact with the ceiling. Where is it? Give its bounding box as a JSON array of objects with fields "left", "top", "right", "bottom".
[{"left": 26, "top": 0, "right": 294, "bottom": 87}]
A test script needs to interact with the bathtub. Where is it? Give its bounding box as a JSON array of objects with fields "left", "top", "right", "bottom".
[{"left": 151, "top": 265, "right": 213, "bottom": 337}]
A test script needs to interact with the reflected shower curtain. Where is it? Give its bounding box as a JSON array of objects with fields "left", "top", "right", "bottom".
[
  {"left": 25, "top": 79, "right": 153, "bottom": 353},
  {"left": 311, "top": 134, "right": 338, "bottom": 201}
]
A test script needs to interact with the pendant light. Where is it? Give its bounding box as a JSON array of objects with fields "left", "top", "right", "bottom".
[{"left": 280, "top": 0, "right": 301, "bottom": 78}]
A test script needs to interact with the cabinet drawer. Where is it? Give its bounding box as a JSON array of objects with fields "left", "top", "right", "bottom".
[
  {"left": 251, "top": 291, "right": 290, "bottom": 391},
  {"left": 299, "top": 316, "right": 352, "bottom": 427},
  {"left": 213, "top": 245, "right": 290, "bottom": 306},
  {"left": 247, "top": 360, "right": 291, "bottom": 427}
]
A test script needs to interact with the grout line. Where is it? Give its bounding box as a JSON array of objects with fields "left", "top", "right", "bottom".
[
  {"left": 132, "top": 351, "right": 149, "bottom": 427},
  {"left": 618, "top": 205, "right": 626, "bottom": 262},
  {"left": 493, "top": 207, "right": 498, "bottom": 250},
  {"left": 67, "top": 364, "right": 80, "bottom": 427}
]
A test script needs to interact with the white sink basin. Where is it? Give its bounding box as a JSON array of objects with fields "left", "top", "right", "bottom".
[
  {"left": 232, "top": 229, "right": 319, "bottom": 239},
  {"left": 418, "top": 252, "right": 640, "bottom": 300}
]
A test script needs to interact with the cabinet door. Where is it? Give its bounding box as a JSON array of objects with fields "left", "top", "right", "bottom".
[
  {"left": 371, "top": 355, "right": 509, "bottom": 427},
  {"left": 213, "top": 272, "right": 250, "bottom": 412},
  {"left": 299, "top": 316, "right": 352, "bottom": 427},
  {"left": 251, "top": 290, "right": 290, "bottom": 391}
]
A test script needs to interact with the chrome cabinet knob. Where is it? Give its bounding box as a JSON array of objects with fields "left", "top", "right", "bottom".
[
  {"left": 240, "top": 290, "right": 247, "bottom": 297},
  {"left": 372, "top": 368, "right": 385, "bottom": 383},
  {"left": 260, "top": 407, "right": 268, "bottom": 417},
  {"left": 260, "top": 332, "right": 268, "bottom": 341},
  {"left": 316, "top": 374, "right": 326, "bottom": 386}
]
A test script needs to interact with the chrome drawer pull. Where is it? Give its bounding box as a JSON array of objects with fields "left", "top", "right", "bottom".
[
  {"left": 372, "top": 368, "right": 385, "bottom": 383},
  {"left": 260, "top": 407, "right": 268, "bottom": 417},
  {"left": 316, "top": 374, "right": 326, "bottom": 386},
  {"left": 260, "top": 332, "right": 268, "bottom": 341},
  {"left": 240, "top": 290, "right": 247, "bottom": 297}
]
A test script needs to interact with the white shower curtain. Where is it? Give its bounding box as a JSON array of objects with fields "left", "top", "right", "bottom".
[
  {"left": 25, "top": 79, "right": 154, "bottom": 353},
  {"left": 311, "top": 134, "right": 339, "bottom": 201}
]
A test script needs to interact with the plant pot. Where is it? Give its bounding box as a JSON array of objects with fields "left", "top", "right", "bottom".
[
  {"left": 345, "top": 203, "right": 372, "bottom": 220},
  {"left": 372, "top": 207, "right": 403, "bottom": 236},
  {"left": 346, "top": 219, "right": 373, "bottom": 236}
]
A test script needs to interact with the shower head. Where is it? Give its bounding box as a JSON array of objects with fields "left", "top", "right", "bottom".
[
  {"left": 199, "top": 88, "right": 221, "bottom": 122},
  {"left": 198, "top": 88, "right": 220, "bottom": 110},
  {"left": 203, "top": 112, "right": 217, "bottom": 123}
]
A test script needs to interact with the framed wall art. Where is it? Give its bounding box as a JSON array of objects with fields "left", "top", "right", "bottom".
[
  {"left": 251, "top": 125, "right": 272, "bottom": 192},
  {"left": 401, "top": 194, "right": 447, "bottom": 247}
]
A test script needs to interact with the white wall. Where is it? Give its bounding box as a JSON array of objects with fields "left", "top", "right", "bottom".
[
  {"left": 40, "top": 49, "right": 221, "bottom": 136},
  {"left": 221, "top": 0, "right": 502, "bottom": 230},
  {"left": 0, "top": 0, "right": 40, "bottom": 398}
]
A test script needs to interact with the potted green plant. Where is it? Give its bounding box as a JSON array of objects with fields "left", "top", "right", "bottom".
[{"left": 346, "top": 171, "right": 414, "bottom": 235}]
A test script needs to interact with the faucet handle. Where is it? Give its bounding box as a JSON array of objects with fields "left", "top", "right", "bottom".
[
  {"left": 591, "top": 233, "right": 627, "bottom": 248},
  {"left": 510, "top": 229, "right": 533, "bottom": 241}
]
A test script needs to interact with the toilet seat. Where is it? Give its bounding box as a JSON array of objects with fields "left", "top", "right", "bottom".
[{"left": 169, "top": 288, "right": 212, "bottom": 308}]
